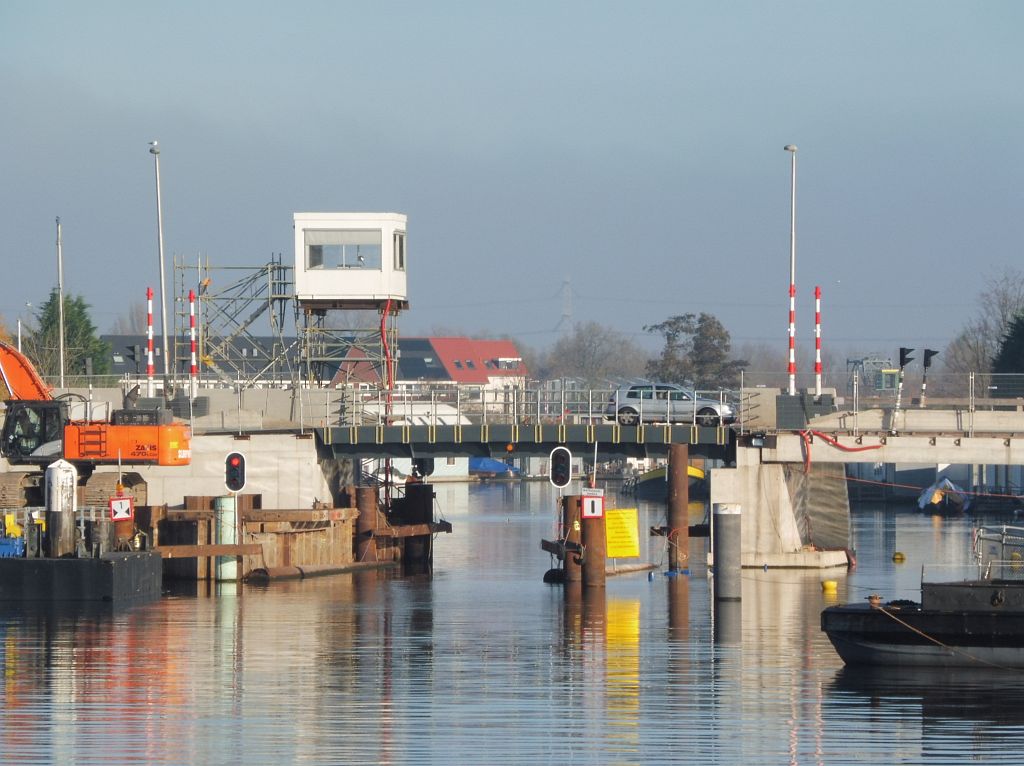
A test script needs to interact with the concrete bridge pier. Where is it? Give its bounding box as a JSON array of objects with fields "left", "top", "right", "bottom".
[{"left": 709, "top": 445, "right": 850, "bottom": 569}]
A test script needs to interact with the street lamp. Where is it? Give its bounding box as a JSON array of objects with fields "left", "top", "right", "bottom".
[
  {"left": 56, "top": 217, "right": 65, "bottom": 388},
  {"left": 17, "top": 302, "right": 31, "bottom": 353},
  {"left": 149, "top": 140, "right": 170, "bottom": 384},
  {"left": 784, "top": 144, "right": 798, "bottom": 397}
]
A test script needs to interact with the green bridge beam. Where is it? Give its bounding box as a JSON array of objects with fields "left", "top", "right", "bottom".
[{"left": 317, "top": 423, "right": 737, "bottom": 460}]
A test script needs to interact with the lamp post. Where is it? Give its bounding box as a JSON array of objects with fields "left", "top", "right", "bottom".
[
  {"left": 17, "top": 303, "right": 31, "bottom": 353},
  {"left": 149, "top": 140, "right": 170, "bottom": 384},
  {"left": 784, "top": 144, "right": 798, "bottom": 397},
  {"left": 56, "top": 217, "right": 66, "bottom": 388}
]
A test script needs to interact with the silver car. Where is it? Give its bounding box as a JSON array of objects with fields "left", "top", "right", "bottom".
[{"left": 605, "top": 383, "right": 736, "bottom": 426}]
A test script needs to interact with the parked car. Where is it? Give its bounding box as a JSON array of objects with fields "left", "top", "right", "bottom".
[{"left": 605, "top": 383, "right": 736, "bottom": 426}]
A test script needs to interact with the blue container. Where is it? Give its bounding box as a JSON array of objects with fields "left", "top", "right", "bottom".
[{"left": 0, "top": 537, "right": 26, "bottom": 558}]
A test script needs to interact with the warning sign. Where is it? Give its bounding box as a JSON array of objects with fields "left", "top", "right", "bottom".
[
  {"left": 581, "top": 495, "right": 604, "bottom": 519},
  {"left": 605, "top": 508, "right": 640, "bottom": 558},
  {"left": 109, "top": 496, "right": 134, "bottom": 522}
]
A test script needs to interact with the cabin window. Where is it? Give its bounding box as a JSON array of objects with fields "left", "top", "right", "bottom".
[
  {"left": 305, "top": 229, "right": 382, "bottom": 270},
  {"left": 394, "top": 232, "right": 406, "bottom": 271}
]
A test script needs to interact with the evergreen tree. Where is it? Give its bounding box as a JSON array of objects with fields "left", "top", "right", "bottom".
[
  {"left": 23, "top": 290, "right": 111, "bottom": 381},
  {"left": 992, "top": 313, "right": 1024, "bottom": 374},
  {"left": 644, "top": 312, "right": 747, "bottom": 389}
]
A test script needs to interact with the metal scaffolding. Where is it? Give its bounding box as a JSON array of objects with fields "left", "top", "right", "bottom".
[
  {"left": 173, "top": 255, "right": 400, "bottom": 393},
  {"left": 173, "top": 254, "right": 296, "bottom": 388}
]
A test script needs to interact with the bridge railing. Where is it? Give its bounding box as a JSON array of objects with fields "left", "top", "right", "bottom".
[
  {"left": 320, "top": 383, "right": 742, "bottom": 429},
  {"left": 34, "top": 370, "right": 1024, "bottom": 435}
]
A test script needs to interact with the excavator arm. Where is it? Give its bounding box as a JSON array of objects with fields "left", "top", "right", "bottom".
[{"left": 0, "top": 341, "right": 52, "bottom": 401}]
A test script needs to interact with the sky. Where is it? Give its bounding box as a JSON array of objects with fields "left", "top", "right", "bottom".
[{"left": 2, "top": 1, "right": 1022, "bottom": 369}]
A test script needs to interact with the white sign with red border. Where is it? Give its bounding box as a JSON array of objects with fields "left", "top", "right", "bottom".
[
  {"left": 581, "top": 494, "right": 604, "bottom": 519},
  {"left": 109, "top": 496, "right": 135, "bottom": 522}
]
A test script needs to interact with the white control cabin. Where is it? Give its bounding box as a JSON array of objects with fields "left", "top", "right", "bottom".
[{"left": 293, "top": 212, "right": 408, "bottom": 310}]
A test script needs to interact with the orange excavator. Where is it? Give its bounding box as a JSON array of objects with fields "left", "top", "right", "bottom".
[{"left": 0, "top": 341, "right": 190, "bottom": 503}]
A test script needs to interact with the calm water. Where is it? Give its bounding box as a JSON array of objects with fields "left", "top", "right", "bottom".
[{"left": 3, "top": 481, "right": 1024, "bottom": 765}]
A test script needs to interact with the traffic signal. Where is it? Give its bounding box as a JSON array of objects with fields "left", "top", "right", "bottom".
[
  {"left": 899, "top": 347, "right": 915, "bottom": 368},
  {"left": 923, "top": 349, "right": 939, "bottom": 369},
  {"left": 549, "top": 446, "right": 572, "bottom": 489},
  {"left": 225, "top": 452, "right": 246, "bottom": 492}
]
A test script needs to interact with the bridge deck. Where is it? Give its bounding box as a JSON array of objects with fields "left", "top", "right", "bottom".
[{"left": 319, "top": 422, "right": 735, "bottom": 459}]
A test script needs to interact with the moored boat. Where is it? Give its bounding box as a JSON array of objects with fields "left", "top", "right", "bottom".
[
  {"left": 821, "top": 525, "right": 1024, "bottom": 667},
  {"left": 468, "top": 456, "right": 520, "bottom": 479},
  {"left": 917, "top": 477, "right": 970, "bottom": 516},
  {"left": 624, "top": 464, "right": 706, "bottom": 501}
]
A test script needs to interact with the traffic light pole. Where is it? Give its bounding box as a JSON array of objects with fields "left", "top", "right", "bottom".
[
  {"left": 921, "top": 349, "right": 939, "bottom": 407},
  {"left": 892, "top": 347, "right": 915, "bottom": 435}
]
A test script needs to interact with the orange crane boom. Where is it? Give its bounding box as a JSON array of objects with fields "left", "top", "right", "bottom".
[{"left": 0, "top": 341, "right": 52, "bottom": 401}]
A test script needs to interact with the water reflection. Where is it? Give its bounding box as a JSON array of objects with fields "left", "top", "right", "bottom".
[{"left": 4, "top": 489, "right": 1024, "bottom": 763}]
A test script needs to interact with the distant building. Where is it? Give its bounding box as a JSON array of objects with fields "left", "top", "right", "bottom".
[
  {"left": 102, "top": 334, "right": 529, "bottom": 391},
  {"left": 333, "top": 336, "right": 529, "bottom": 393}
]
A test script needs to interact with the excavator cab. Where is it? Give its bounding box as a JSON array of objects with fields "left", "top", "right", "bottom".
[{"left": 1, "top": 400, "right": 68, "bottom": 464}]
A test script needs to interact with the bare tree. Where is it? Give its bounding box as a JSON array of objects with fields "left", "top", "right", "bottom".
[
  {"left": 109, "top": 301, "right": 149, "bottom": 335},
  {"left": 944, "top": 267, "right": 1024, "bottom": 374},
  {"left": 534, "top": 322, "right": 648, "bottom": 385}
]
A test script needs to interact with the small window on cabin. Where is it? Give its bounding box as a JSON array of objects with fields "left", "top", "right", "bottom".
[
  {"left": 466, "top": 360, "right": 475, "bottom": 369},
  {"left": 447, "top": 456, "right": 456, "bottom": 466},
  {"left": 305, "top": 229, "right": 382, "bottom": 270},
  {"left": 252, "top": 347, "right": 259, "bottom": 357},
  {"left": 394, "top": 232, "right": 406, "bottom": 271},
  {"left": 454, "top": 360, "right": 462, "bottom": 369}
]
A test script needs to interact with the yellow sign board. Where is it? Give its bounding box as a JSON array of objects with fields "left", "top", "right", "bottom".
[{"left": 605, "top": 508, "right": 640, "bottom": 559}]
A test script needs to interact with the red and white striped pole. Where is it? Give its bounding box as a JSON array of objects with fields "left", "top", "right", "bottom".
[
  {"left": 814, "top": 285, "right": 822, "bottom": 398},
  {"left": 146, "top": 286, "right": 155, "bottom": 397},
  {"left": 788, "top": 281, "right": 797, "bottom": 396},
  {"left": 189, "top": 289, "right": 197, "bottom": 397}
]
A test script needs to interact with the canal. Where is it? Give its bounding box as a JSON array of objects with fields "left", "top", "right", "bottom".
[{"left": 3, "top": 481, "right": 1024, "bottom": 765}]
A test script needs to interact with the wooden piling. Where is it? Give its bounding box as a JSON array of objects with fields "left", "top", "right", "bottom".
[
  {"left": 667, "top": 443, "right": 689, "bottom": 572},
  {"left": 580, "top": 498, "right": 606, "bottom": 589},
  {"left": 562, "top": 495, "right": 582, "bottom": 584},
  {"left": 668, "top": 571, "right": 690, "bottom": 641},
  {"left": 355, "top": 486, "right": 379, "bottom": 563}
]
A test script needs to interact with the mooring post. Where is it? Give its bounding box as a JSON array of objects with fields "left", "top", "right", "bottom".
[
  {"left": 667, "top": 572, "right": 690, "bottom": 641},
  {"left": 402, "top": 483, "right": 434, "bottom": 576},
  {"left": 580, "top": 497, "right": 606, "bottom": 589},
  {"left": 563, "top": 495, "right": 582, "bottom": 584},
  {"left": 712, "top": 503, "right": 742, "bottom": 601},
  {"left": 44, "top": 460, "right": 77, "bottom": 558},
  {"left": 667, "top": 443, "right": 690, "bottom": 572},
  {"left": 713, "top": 599, "right": 742, "bottom": 644},
  {"left": 355, "top": 486, "right": 379, "bottom": 563}
]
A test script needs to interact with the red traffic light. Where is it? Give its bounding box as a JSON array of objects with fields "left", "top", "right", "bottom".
[{"left": 225, "top": 451, "right": 246, "bottom": 492}]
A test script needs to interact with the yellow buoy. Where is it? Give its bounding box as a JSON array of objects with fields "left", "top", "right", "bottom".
[
  {"left": 821, "top": 579, "right": 838, "bottom": 594},
  {"left": 892, "top": 551, "right": 906, "bottom": 563}
]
